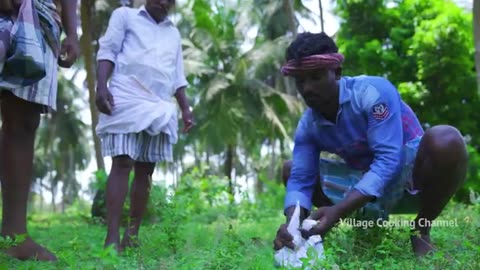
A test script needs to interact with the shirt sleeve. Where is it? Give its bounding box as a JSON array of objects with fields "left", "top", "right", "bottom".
[
  {"left": 174, "top": 40, "right": 188, "bottom": 91},
  {"left": 96, "top": 7, "right": 127, "bottom": 64},
  {"left": 284, "top": 112, "right": 321, "bottom": 212},
  {"left": 354, "top": 78, "right": 404, "bottom": 198}
]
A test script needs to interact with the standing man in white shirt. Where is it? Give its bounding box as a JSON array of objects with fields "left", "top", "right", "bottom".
[{"left": 95, "top": 0, "right": 193, "bottom": 251}]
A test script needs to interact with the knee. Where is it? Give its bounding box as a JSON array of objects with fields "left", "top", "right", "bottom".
[
  {"left": 282, "top": 160, "right": 292, "bottom": 187},
  {"left": 1, "top": 93, "right": 41, "bottom": 137},
  {"left": 1, "top": 113, "right": 40, "bottom": 137},
  {"left": 112, "top": 155, "right": 135, "bottom": 173},
  {"left": 423, "top": 125, "right": 468, "bottom": 167},
  {"left": 144, "top": 166, "right": 155, "bottom": 176},
  {"left": 135, "top": 162, "right": 155, "bottom": 177}
]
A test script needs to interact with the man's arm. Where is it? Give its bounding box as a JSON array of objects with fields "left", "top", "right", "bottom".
[
  {"left": 95, "top": 8, "right": 127, "bottom": 114},
  {"left": 59, "top": 0, "right": 77, "bottom": 38},
  {"left": 96, "top": 7, "right": 127, "bottom": 68},
  {"left": 173, "top": 38, "right": 189, "bottom": 110},
  {"left": 336, "top": 78, "right": 404, "bottom": 217},
  {"left": 173, "top": 38, "right": 193, "bottom": 131},
  {"left": 95, "top": 60, "right": 115, "bottom": 115},
  {"left": 284, "top": 111, "right": 321, "bottom": 222},
  {"left": 58, "top": 0, "right": 79, "bottom": 68},
  {"left": 97, "top": 60, "right": 114, "bottom": 90},
  {"left": 174, "top": 86, "right": 189, "bottom": 112}
]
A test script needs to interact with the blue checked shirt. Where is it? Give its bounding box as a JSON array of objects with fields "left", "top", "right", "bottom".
[
  {"left": 285, "top": 76, "right": 424, "bottom": 212},
  {"left": 0, "top": 0, "right": 59, "bottom": 89}
]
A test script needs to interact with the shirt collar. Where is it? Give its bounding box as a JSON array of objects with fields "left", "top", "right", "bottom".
[
  {"left": 312, "top": 77, "right": 351, "bottom": 126},
  {"left": 138, "top": 5, "right": 173, "bottom": 26},
  {"left": 338, "top": 77, "right": 351, "bottom": 105}
]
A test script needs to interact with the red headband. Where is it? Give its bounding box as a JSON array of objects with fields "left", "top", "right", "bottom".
[{"left": 280, "top": 53, "right": 345, "bottom": 76}]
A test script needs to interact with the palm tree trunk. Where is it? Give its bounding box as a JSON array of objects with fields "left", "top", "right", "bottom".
[
  {"left": 244, "top": 152, "right": 250, "bottom": 200},
  {"left": 48, "top": 114, "right": 56, "bottom": 212},
  {"left": 81, "top": 0, "right": 108, "bottom": 219},
  {"left": 50, "top": 180, "right": 55, "bottom": 212},
  {"left": 173, "top": 162, "right": 178, "bottom": 189},
  {"left": 278, "top": 139, "right": 286, "bottom": 184},
  {"left": 59, "top": 158, "right": 65, "bottom": 213},
  {"left": 255, "top": 141, "right": 269, "bottom": 196},
  {"left": 284, "top": 0, "right": 297, "bottom": 37},
  {"left": 206, "top": 148, "right": 210, "bottom": 165},
  {"left": 39, "top": 177, "right": 44, "bottom": 211},
  {"left": 268, "top": 140, "right": 276, "bottom": 180},
  {"left": 224, "top": 144, "right": 235, "bottom": 197},
  {"left": 319, "top": 0, "right": 325, "bottom": 32},
  {"left": 193, "top": 142, "right": 200, "bottom": 168},
  {"left": 80, "top": 0, "right": 104, "bottom": 171},
  {"left": 255, "top": 166, "right": 264, "bottom": 196},
  {"left": 474, "top": 0, "right": 480, "bottom": 92},
  {"left": 180, "top": 152, "right": 185, "bottom": 173}
]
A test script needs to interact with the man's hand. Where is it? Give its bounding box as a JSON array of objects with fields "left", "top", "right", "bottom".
[
  {"left": 95, "top": 87, "right": 114, "bottom": 115},
  {"left": 273, "top": 224, "right": 295, "bottom": 251},
  {"left": 299, "top": 206, "right": 342, "bottom": 238},
  {"left": 58, "top": 35, "right": 79, "bottom": 68},
  {"left": 182, "top": 108, "right": 194, "bottom": 133},
  {"left": 273, "top": 205, "right": 307, "bottom": 250},
  {"left": 300, "top": 190, "right": 374, "bottom": 238}
]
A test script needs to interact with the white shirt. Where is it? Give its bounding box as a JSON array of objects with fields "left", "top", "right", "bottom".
[
  {"left": 97, "top": 5, "right": 188, "bottom": 99},
  {"left": 96, "top": 6, "right": 186, "bottom": 141}
]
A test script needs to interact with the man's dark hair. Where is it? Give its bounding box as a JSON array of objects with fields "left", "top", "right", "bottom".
[{"left": 285, "top": 32, "right": 338, "bottom": 61}]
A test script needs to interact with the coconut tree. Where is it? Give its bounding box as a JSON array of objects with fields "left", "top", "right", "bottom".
[
  {"left": 174, "top": 0, "right": 302, "bottom": 197},
  {"left": 34, "top": 74, "right": 91, "bottom": 211}
]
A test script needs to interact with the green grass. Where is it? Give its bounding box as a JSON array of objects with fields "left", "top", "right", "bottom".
[{"left": 1, "top": 200, "right": 479, "bottom": 270}]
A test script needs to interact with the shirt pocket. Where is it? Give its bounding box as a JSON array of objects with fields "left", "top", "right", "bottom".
[{"left": 155, "top": 41, "right": 176, "bottom": 67}]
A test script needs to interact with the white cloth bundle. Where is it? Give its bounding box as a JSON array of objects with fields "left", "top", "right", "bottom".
[
  {"left": 96, "top": 74, "right": 178, "bottom": 144},
  {"left": 274, "top": 201, "right": 325, "bottom": 269}
]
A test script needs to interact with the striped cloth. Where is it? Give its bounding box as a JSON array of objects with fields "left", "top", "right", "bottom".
[
  {"left": 319, "top": 137, "right": 422, "bottom": 220},
  {"left": 0, "top": 0, "right": 46, "bottom": 87},
  {"left": 0, "top": 0, "right": 60, "bottom": 112},
  {"left": 101, "top": 132, "right": 173, "bottom": 163},
  {"left": 281, "top": 53, "right": 345, "bottom": 76},
  {"left": 34, "top": 0, "right": 61, "bottom": 57}
]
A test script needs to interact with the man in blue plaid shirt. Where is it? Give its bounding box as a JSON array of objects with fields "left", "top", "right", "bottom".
[{"left": 273, "top": 32, "right": 468, "bottom": 257}]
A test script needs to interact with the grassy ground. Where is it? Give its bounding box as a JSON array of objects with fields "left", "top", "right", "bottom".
[{"left": 0, "top": 200, "right": 479, "bottom": 270}]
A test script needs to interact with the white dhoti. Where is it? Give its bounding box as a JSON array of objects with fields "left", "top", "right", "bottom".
[{"left": 96, "top": 74, "right": 178, "bottom": 162}]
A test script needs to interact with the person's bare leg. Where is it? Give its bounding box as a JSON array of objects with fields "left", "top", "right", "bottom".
[
  {"left": 281, "top": 160, "right": 293, "bottom": 187},
  {"left": 104, "top": 155, "right": 134, "bottom": 251},
  {"left": 121, "top": 162, "right": 155, "bottom": 250},
  {"left": 410, "top": 125, "right": 468, "bottom": 256},
  {"left": 0, "top": 92, "right": 56, "bottom": 261}
]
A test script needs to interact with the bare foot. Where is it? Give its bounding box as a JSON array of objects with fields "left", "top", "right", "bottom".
[
  {"left": 120, "top": 233, "right": 140, "bottom": 250},
  {"left": 3, "top": 237, "right": 57, "bottom": 261},
  {"left": 104, "top": 235, "right": 120, "bottom": 252},
  {"left": 410, "top": 234, "right": 436, "bottom": 257}
]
